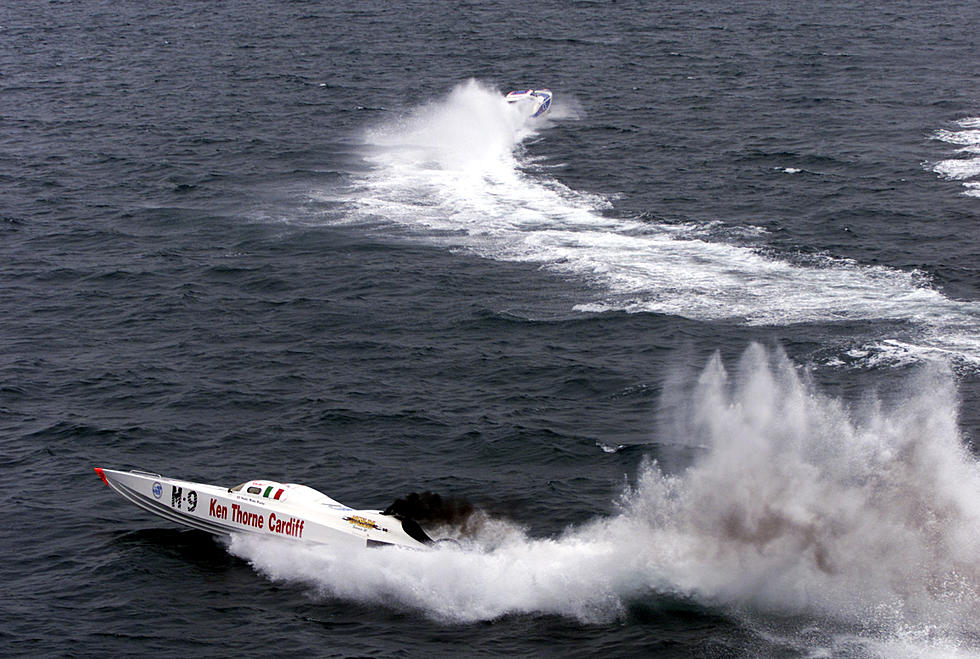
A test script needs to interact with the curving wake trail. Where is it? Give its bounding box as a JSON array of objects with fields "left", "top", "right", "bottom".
[{"left": 324, "top": 81, "right": 980, "bottom": 370}]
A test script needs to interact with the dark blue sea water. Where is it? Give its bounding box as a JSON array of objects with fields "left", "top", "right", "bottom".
[{"left": 3, "top": 1, "right": 980, "bottom": 656}]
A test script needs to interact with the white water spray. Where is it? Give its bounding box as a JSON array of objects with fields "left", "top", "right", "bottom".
[{"left": 230, "top": 345, "right": 980, "bottom": 653}]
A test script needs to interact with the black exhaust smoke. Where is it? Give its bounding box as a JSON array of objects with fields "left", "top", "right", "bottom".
[{"left": 383, "top": 491, "right": 475, "bottom": 527}]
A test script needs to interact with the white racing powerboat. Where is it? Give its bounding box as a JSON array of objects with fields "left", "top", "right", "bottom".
[
  {"left": 94, "top": 467, "right": 434, "bottom": 550},
  {"left": 505, "top": 89, "right": 552, "bottom": 118}
]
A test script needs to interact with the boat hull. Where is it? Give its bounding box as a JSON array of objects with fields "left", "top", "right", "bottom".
[
  {"left": 95, "top": 467, "right": 428, "bottom": 550},
  {"left": 505, "top": 89, "right": 552, "bottom": 118}
]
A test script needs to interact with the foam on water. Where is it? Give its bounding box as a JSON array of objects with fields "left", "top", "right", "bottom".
[
  {"left": 934, "top": 159, "right": 980, "bottom": 181},
  {"left": 229, "top": 345, "right": 980, "bottom": 655},
  {"left": 329, "top": 83, "right": 980, "bottom": 367},
  {"left": 931, "top": 118, "right": 980, "bottom": 194}
]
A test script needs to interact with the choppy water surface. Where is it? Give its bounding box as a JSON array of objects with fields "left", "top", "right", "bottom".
[{"left": 3, "top": 1, "right": 979, "bottom": 656}]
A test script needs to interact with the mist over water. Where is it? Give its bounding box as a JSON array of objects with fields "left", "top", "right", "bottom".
[
  {"left": 230, "top": 345, "right": 980, "bottom": 652},
  {"left": 333, "top": 81, "right": 980, "bottom": 370}
]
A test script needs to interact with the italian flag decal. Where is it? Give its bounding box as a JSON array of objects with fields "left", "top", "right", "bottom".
[{"left": 262, "top": 485, "right": 284, "bottom": 500}]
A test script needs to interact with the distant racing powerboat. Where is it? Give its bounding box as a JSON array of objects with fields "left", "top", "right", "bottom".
[
  {"left": 505, "top": 89, "right": 552, "bottom": 118},
  {"left": 94, "top": 467, "right": 435, "bottom": 550}
]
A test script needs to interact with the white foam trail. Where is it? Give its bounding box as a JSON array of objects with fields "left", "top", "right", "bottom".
[
  {"left": 931, "top": 118, "right": 980, "bottom": 196},
  {"left": 935, "top": 128, "right": 980, "bottom": 147},
  {"left": 329, "top": 84, "right": 980, "bottom": 367},
  {"left": 934, "top": 158, "right": 980, "bottom": 181},
  {"left": 229, "top": 345, "right": 980, "bottom": 655}
]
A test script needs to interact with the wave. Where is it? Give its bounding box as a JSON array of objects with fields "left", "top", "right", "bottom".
[
  {"left": 326, "top": 81, "right": 980, "bottom": 368},
  {"left": 228, "top": 345, "right": 980, "bottom": 655}
]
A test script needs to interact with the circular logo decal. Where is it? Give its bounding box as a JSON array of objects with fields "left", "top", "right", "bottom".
[{"left": 152, "top": 482, "right": 163, "bottom": 499}]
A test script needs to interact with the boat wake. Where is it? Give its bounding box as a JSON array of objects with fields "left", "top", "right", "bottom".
[
  {"left": 229, "top": 345, "right": 980, "bottom": 656},
  {"left": 321, "top": 81, "right": 980, "bottom": 370},
  {"left": 932, "top": 117, "right": 980, "bottom": 198}
]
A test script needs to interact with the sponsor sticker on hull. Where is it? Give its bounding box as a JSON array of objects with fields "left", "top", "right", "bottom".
[
  {"left": 206, "top": 497, "right": 305, "bottom": 538},
  {"left": 343, "top": 515, "right": 387, "bottom": 533}
]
